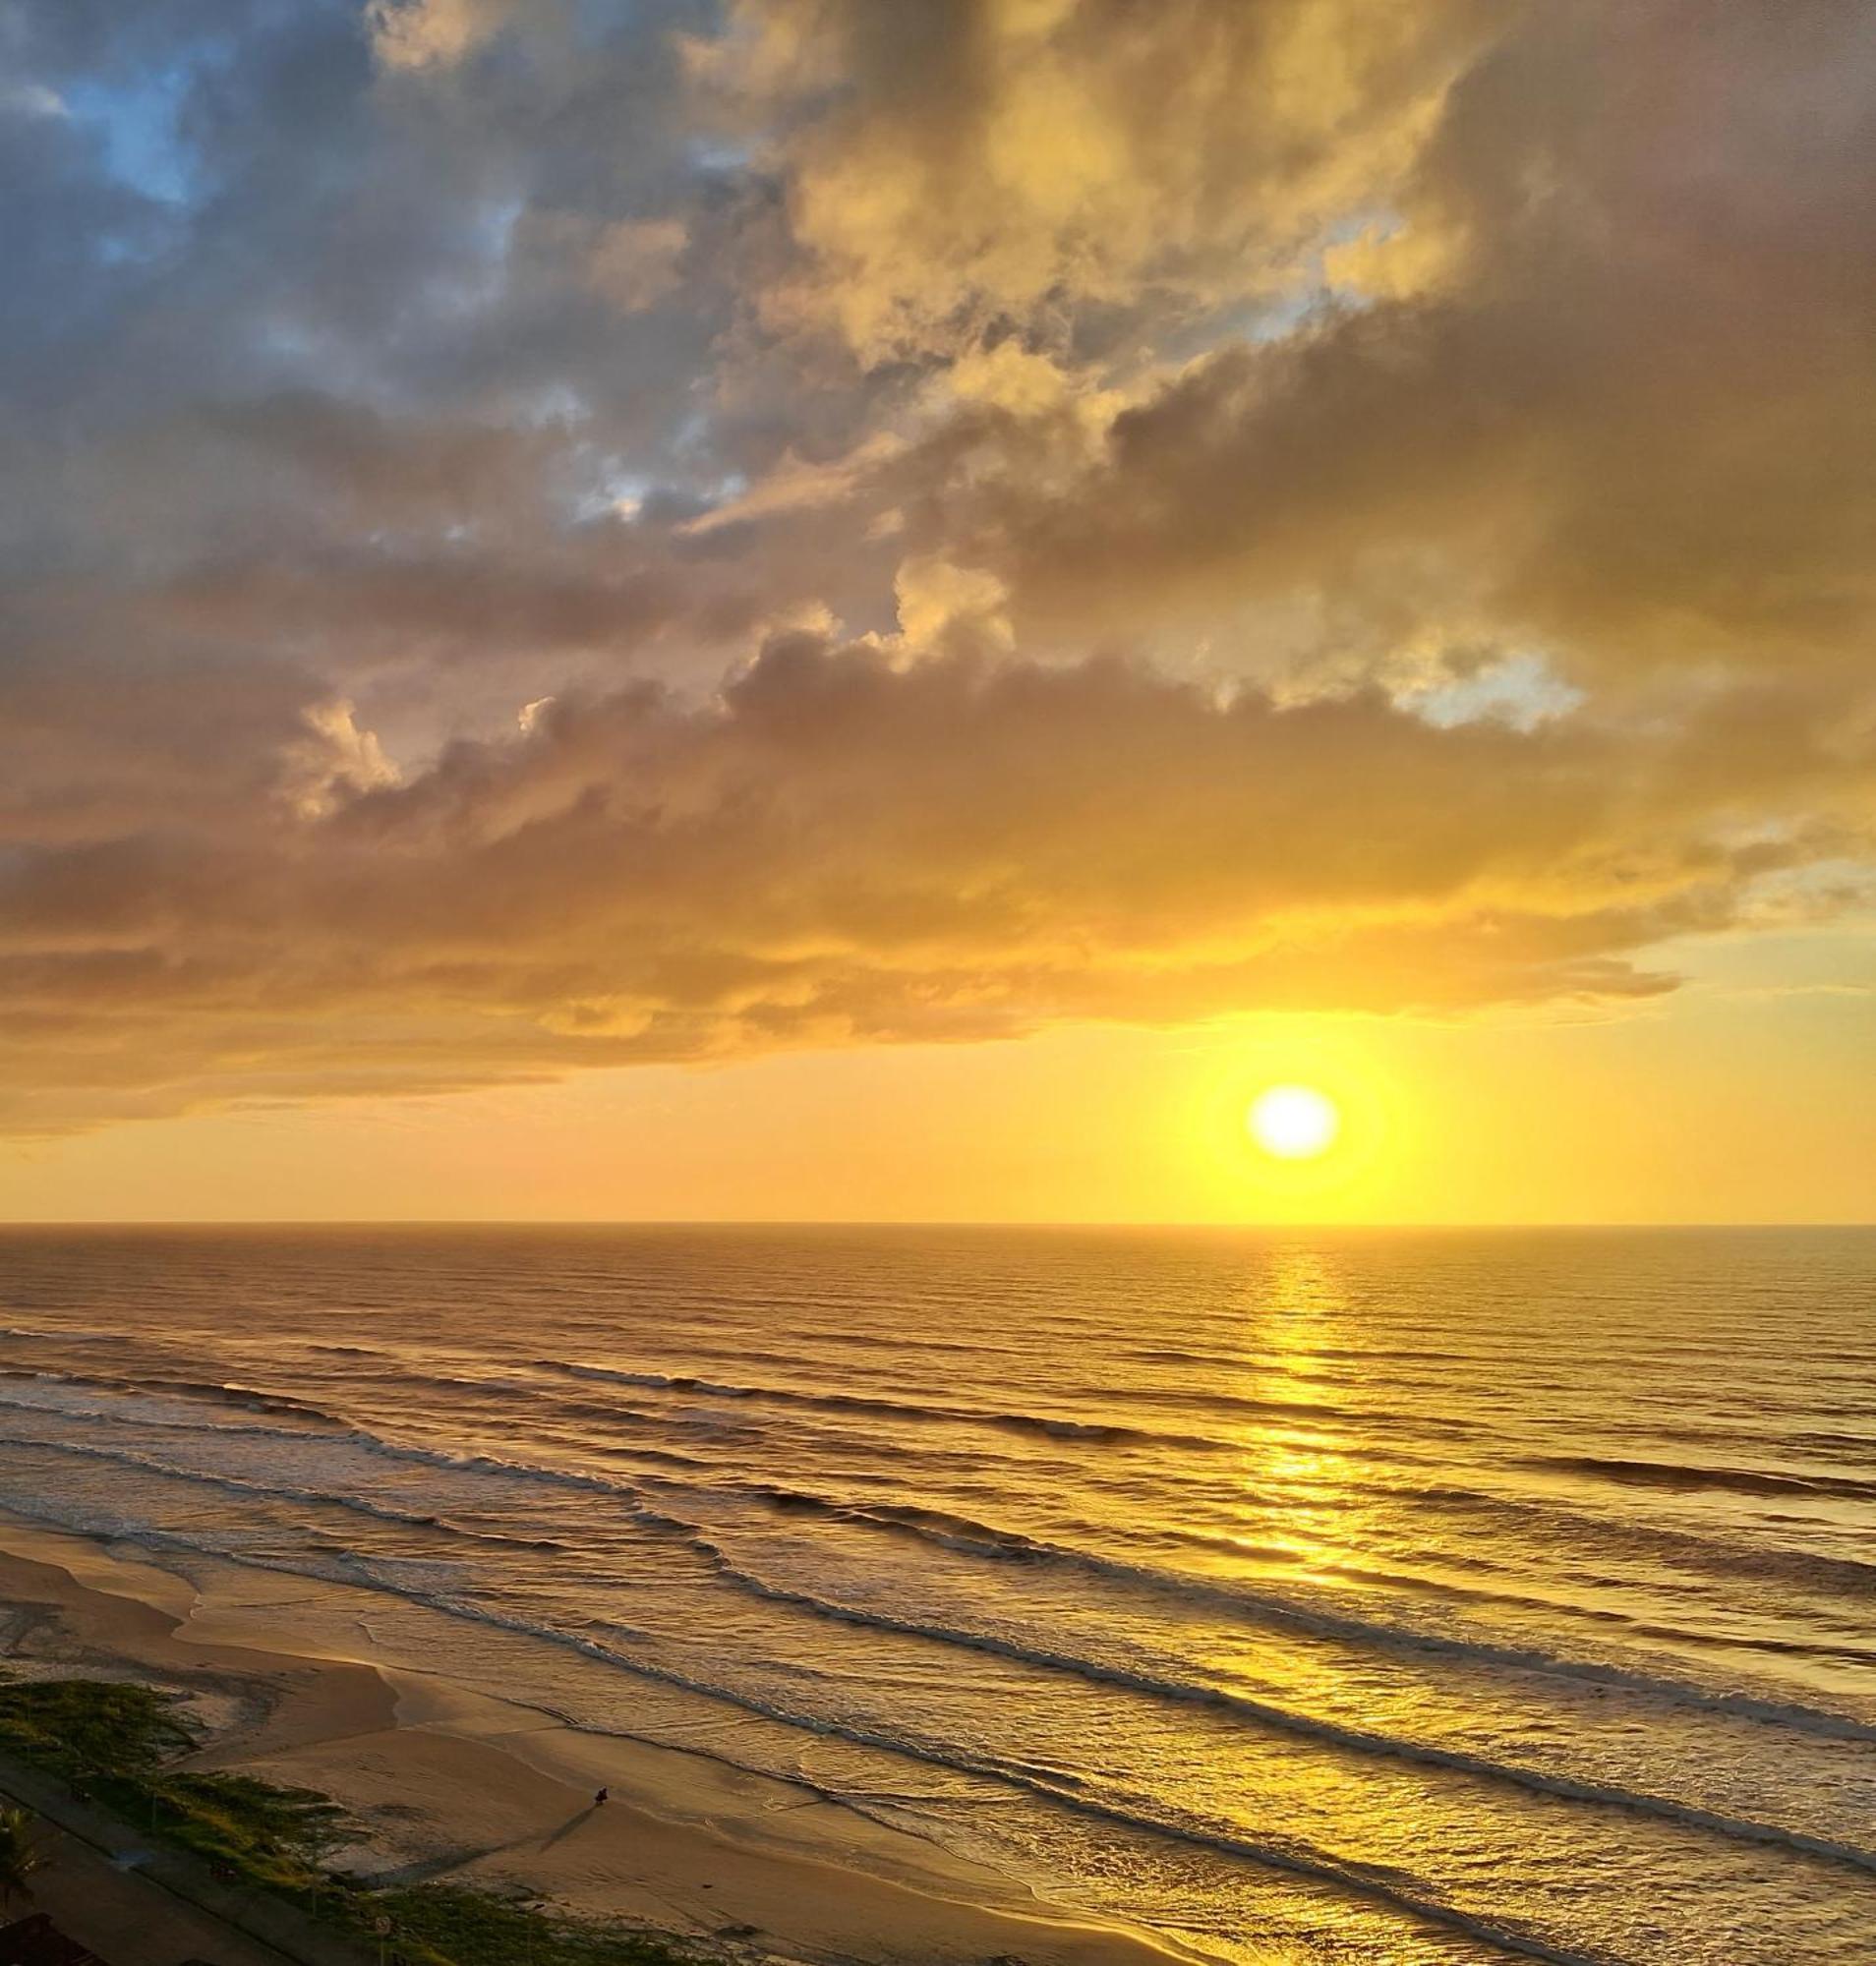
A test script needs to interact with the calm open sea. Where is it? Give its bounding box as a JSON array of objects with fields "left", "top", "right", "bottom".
[{"left": 1, "top": 1226, "right": 1873, "bottom": 1963}]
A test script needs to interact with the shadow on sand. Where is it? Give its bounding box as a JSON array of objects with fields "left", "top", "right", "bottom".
[
  {"left": 371, "top": 1805, "right": 599, "bottom": 1887},
  {"left": 539, "top": 1805, "right": 600, "bottom": 1852}
]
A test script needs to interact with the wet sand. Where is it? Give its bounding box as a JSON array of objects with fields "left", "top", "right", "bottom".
[{"left": 0, "top": 1514, "right": 1215, "bottom": 1966}]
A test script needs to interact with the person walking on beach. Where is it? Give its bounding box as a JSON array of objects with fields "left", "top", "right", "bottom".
[{"left": 595, "top": 1787, "right": 609, "bottom": 1806}]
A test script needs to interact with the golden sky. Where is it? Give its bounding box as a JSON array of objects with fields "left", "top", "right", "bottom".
[{"left": 1, "top": 1, "right": 1872, "bottom": 1220}]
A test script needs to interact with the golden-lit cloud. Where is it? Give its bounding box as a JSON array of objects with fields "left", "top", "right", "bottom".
[
  {"left": 0, "top": 0, "right": 1872, "bottom": 1140},
  {"left": 0, "top": 633, "right": 1854, "bottom": 1134},
  {"left": 701, "top": 0, "right": 1481, "bottom": 363}
]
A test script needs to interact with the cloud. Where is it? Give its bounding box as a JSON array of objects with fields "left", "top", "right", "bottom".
[
  {"left": 934, "top": 5, "right": 1876, "bottom": 692},
  {"left": 699, "top": 0, "right": 1485, "bottom": 364},
  {"left": 283, "top": 699, "right": 402, "bottom": 819},
  {"left": 366, "top": 0, "right": 522, "bottom": 71},
  {"left": 583, "top": 215, "right": 691, "bottom": 313},
  {"left": 0, "top": 633, "right": 1860, "bottom": 1131},
  {"left": 0, "top": 0, "right": 1870, "bottom": 1134}
]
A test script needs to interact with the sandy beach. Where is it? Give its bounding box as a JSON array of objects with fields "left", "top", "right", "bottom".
[{"left": 0, "top": 1511, "right": 1206, "bottom": 1966}]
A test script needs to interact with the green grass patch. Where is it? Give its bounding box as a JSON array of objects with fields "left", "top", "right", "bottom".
[
  {"left": 377, "top": 1884, "right": 711, "bottom": 1966},
  {"left": 0, "top": 1675, "right": 190, "bottom": 1776}
]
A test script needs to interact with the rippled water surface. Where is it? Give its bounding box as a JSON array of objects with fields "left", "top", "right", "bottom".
[{"left": 2, "top": 1225, "right": 1873, "bottom": 1963}]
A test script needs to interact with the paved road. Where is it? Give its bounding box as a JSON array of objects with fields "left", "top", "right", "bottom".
[
  {"left": 0, "top": 1757, "right": 370, "bottom": 1966},
  {"left": 7, "top": 1817, "right": 296, "bottom": 1966}
]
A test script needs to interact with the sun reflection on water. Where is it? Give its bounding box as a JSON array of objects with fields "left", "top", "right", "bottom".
[{"left": 1237, "top": 1245, "right": 1378, "bottom": 1586}]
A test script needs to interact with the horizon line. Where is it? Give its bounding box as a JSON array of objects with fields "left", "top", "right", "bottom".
[{"left": 1, "top": 1218, "right": 1872, "bottom": 1233}]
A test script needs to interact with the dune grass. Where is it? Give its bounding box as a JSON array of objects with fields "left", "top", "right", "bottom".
[
  {"left": 373, "top": 1883, "right": 715, "bottom": 1965},
  {"left": 0, "top": 1674, "right": 695, "bottom": 1966}
]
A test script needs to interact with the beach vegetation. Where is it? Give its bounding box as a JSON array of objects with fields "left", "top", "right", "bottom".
[
  {"left": 0, "top": 1804, "right": 41, "bottom": 1906},
  {"left": 373, "top": 1883, "right": 704, "bottom": 1966},
  {"left": 0, "top": 1674, "right": 190, "bottom": 1776}
]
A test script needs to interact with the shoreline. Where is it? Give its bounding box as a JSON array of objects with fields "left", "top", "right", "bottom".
[{"left": 0, "top": 1511, "right": 1215, "bottom": 1966}]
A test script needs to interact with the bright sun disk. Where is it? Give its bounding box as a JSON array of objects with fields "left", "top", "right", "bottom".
[{"left": 1248, "top": 1084, "right": 1341, "bottom": 1160}]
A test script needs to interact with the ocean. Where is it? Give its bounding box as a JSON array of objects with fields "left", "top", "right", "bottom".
[{"left": 0, "top": 1225, "right": 1872, "bottom": 1964}]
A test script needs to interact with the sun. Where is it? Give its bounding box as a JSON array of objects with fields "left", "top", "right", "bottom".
[{"left": 1247, "top": 1084, "right": 1341, "bottom": 1160}]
